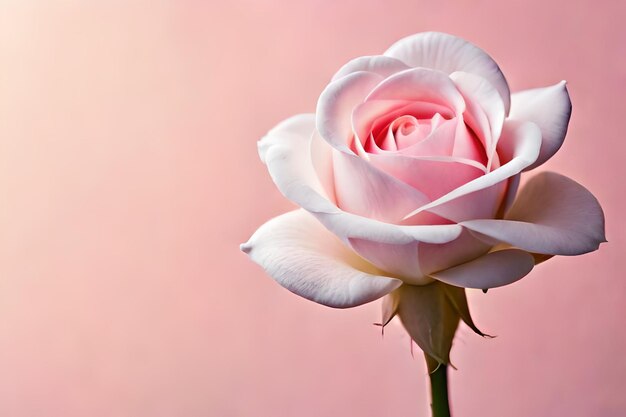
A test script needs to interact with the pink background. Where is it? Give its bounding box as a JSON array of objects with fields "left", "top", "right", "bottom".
[{"left": 0, "top": 1, "right": 624, "bottom": 416}]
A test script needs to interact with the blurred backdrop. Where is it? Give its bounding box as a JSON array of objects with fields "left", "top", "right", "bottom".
[{"left": 0, "top": 1, "right": 625, "bottom": 416}]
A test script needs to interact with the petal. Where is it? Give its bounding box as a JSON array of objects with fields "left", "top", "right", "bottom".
[
  {"left": 314, "top": 212, "right": 463, "bottom": 247},
  {"left": 366, "top": 153, "right": 485, "bottom": 200},
  {"left": 332, "top": 55, "right": 410, "bottom": 81},
  {"left": 460, "top": 172, "right": 606, "bottom": 255},
  {"left": 396, "top": 117, "right": 457, "bottom": 157},
  {"left": 316, "top": 71, "right": 384, "bottom": 153},
  {"left": 452, "top": 115, "right": 488, "bottom": 163},
  {"left": 259, "top": 114, "right": 335, "bottom": 213},
  {"left": 348, "top": 227, "right": 492, "bottom": 286},
  {"left": 314, "top": 212, "right": 465, "bottom": 287},
  {"left": 259, "top": 114, "right": 316, "bottom": 164},
  {"left": 310, "top": 130, "right": 336, "bottom": 202},
  {"left": 384, "top": 32, "right": 511, "bottom": 114},
  {"left": 429, "top": 249, "right": 535, "bottom": 289},
  {"left": 497, "top": 173, "right": 521, "bottom": 217},
  {"left": 418, "top": 229, "right": 491, "bottom": 276},
  {"left": 365, "top": 67, "right": 465, "bottom": 114},
  {"left": 348, "top": 239, "right": 430, "bottom": 285},
  {"left": 509, "top": 81, "right": 572, "bottom": 170},
  {"left": 420, "top": 180, "right": 507, "bottom": 223},
  {"left": 332, "top": 150, "right": 430, "bottom": 223},
  {"left": 241, "top": 210, "right": 402, "bottom": 308},
  {"left": 403, "top": 120, "right": 541, "bottom": 221},
  {"left": 450, "top": 71, "right": 505, "bottom": 168},
  {"left": 260, "top": 114, "right": 464, "bottom": 247}
]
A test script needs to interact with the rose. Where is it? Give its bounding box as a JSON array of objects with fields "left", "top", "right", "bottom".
[
  {"left": 241, "top": 31, "right": 606, "bottom": 362},
  {"left": 241, "top": 32, "right": 605, "bottom": 362}
]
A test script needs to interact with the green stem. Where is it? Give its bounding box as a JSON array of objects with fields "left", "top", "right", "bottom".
[{"left": 425, "top": 355, "right": 451, "bottom": 417}]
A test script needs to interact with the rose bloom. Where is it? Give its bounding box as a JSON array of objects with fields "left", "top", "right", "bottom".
[{"left": 241, "top": 32, "right": 605, "bottom": 361}]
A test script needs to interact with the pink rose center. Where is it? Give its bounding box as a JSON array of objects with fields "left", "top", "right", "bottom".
[
  {"left": 364, "top": 107, "right": 453, "bottom": 155},
  {"left": 373, "top": 113, "right": 446, "bottom": 151}
]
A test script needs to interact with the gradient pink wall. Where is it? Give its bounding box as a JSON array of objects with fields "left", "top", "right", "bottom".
[{"left": 0, "top": 1, "right": 624, "bottom": 416}]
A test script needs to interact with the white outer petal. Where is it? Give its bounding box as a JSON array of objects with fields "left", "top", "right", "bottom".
[
  {"left": 316, "top": 71, "right": 383, "bottom": 154},
  {"left": 509, "top": 81, "right": 572, "bottom": 170},
  {"left": 384, "top": 31, "right": 511, "bottom": 114},
  {"left": 461, "top": 172, "right": 606, "bottom": 255},
  {"left": 259, "top": 114, "right": 334, "bottom": 213},
  {"left": 429, "top": 249, "right": 535, "bottom": 289},
  {"left": 332, "top": 55, "right": 410, "bottom": 81},
  {"left": 242, "top": 210, "right": 402, "bottom": 308},
  {"left": 365, "top": 67, "right": 465, "bottom": 114}
]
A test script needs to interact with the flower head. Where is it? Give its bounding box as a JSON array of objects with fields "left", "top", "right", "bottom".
[{"left": 242, "top": 32, "right": 606, "bottom": 364}]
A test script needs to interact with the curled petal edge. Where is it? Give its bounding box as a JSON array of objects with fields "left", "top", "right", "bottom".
[{"left": 241, "top": 210, "right": 402, "bottom": 308}]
